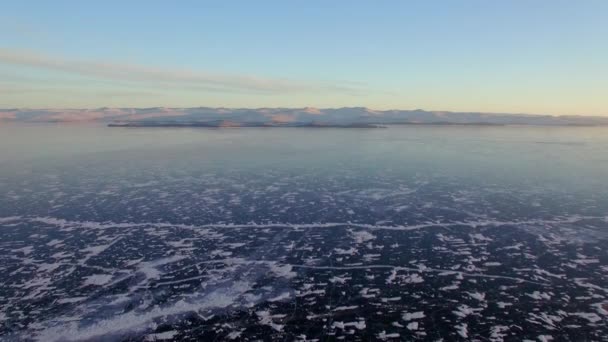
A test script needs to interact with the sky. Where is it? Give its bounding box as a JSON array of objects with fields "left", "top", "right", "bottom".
[{"left": 1, "top": 0, "right": 607, "bottom": 116}]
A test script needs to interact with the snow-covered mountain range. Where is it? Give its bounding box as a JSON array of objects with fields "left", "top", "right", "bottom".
[{"left": 1, "top": 107, "right": 607, "bottom": 126}]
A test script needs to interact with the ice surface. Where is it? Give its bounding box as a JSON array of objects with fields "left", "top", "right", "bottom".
[{"left": 1, "top": 126, "right": 608, "bottom": 340}]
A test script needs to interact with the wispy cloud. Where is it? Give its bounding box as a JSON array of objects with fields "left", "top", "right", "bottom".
[
  {"left": 0, "top": 48, "right": 362, "bottom": 95},
  {"left": 0, "top": 84, "right": 161, "bottom": 97}
]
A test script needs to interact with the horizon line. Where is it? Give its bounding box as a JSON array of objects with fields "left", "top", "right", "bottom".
[{"left": 1, "top": 106, "right": 605, "bottom": 119}]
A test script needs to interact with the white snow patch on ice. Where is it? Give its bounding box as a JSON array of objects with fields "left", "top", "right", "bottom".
[
  {"left": 144, "top": 330, "right": 177, "bottom": 341},
  {"left": 349, "top": 229, "right": 376, "bottom": 244},
  {"left": 455, "top": 323, "right": 468, "bottom": 338},
  {"left": 402, "top": 311, "right": 425, "bottom": 321},
  {"left": 82, "top": 274, "right": 113, "bottom": 286}
]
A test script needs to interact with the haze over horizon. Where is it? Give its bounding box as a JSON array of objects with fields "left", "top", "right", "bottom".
[
  {"left": 0, "top": 105, "right": 605, "bottom": 118},
  {"left": 1, "top": 1, "right": 607, "bottom": 116}
]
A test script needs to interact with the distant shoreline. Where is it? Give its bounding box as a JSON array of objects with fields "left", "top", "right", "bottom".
[
  {"left": 106, "top": 121, "right": 608, "bottom": 128},
  {"left": 107, "top": 122, "right": 387, "bottom": 128}
]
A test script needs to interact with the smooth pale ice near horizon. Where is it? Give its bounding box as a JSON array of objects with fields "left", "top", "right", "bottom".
[{"left": 0, "top": 124, "right": 607, "bottom": 341}]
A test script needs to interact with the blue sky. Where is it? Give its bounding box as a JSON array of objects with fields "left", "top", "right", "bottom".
[{"left": 1, "top": 0, "right": 607, "bottom": 115}]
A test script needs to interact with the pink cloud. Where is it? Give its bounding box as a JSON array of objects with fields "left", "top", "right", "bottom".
[{"left": 0, "top": 49, "right": 362, "bottom": 95}]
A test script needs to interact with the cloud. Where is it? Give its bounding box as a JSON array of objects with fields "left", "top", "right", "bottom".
[
  {"left": 0, "top": 84, "right": 162, "bottom": 98},
  {"left": 0, "top": 48, "right": 362, "bottom": 95}
]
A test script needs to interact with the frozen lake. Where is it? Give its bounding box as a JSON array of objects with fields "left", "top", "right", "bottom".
[{"left": 1, "top": 124, "right": 607, "bottom": 341}]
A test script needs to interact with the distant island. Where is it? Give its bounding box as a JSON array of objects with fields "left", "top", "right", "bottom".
[
  {"left": 108, "top": 121, "right": 386, "bottom": 128},
  {"left": 2, "top": 107, "right": 607, "bottom": 126}
]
